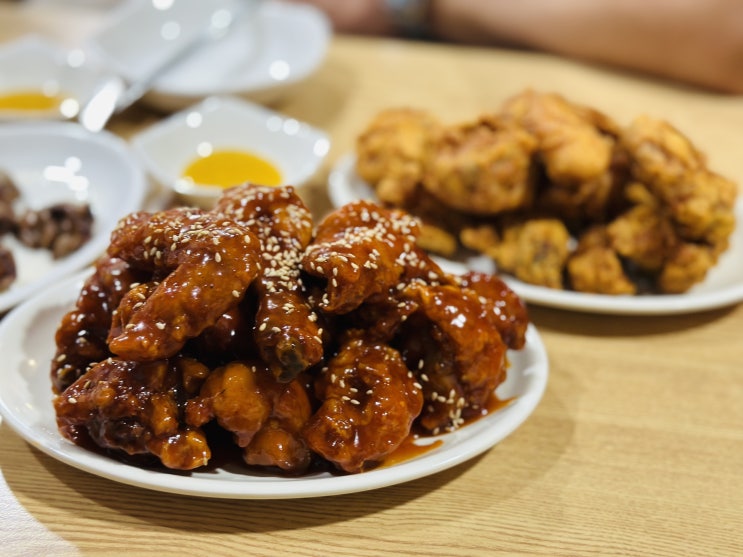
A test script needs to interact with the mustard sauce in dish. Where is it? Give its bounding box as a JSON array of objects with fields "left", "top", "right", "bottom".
[
  {"left": 0, "top": 89, "right": 66, "bottom": 114},
  {"left": 181, "top": 149, "right": 283, "bottom": 189}
]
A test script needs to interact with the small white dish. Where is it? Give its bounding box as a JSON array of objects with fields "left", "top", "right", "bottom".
[
  {"left": 0, "top": 269, "right": 548, "bottom": 499},
  {"left": 329, "top": 153, "right": 743, "bottom": 315},
  {"left": 0, "top": 122, "right": 147, "bottom": 313},
  {"left": 0, "top": 35, "right": 113, "bottom": 122},
  {"left": 88, "top": 0, "right": 331, "bottom": 111},
  {"left": 131, "top": 95, "right": 330, "bottom": 208}
]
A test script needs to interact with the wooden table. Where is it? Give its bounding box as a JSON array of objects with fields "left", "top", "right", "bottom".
[{"left": 1, "top": 3, "right": 742, "bottom": 556}]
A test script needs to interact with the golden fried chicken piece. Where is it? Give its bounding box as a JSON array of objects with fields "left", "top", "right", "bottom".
[
  {"left": 396, "top": 282, "right": 509, "bottom": 433},
  {"left": 500, "top": 90, "right": 618, "bottom": 183},
  {"left": 421, "top": 116, "right": 538, "bottom": 215},
  {"left": 418, "top": 222, "right": 459, "bottom": 257},
  {"left": 106, "top": 208, "right": 262, "bottom": 361},
  {"left": 304, "top": 338, "right": 423, "bottom": 473},
  {"left": 658, "top": 242, "right": 717, "bottom": 294},
  {"left": 356, "top": 108, "right": 442, "bottom": 207},
  {"left": 606, "top": 189, "right": 676, "bottom": 272},
  {"left": 186, "top": 361, "right": 313, "bottom": 473},
  {"left": 493, "top": 218, "right": 571, "bottom": 289},
  {"left": 216, "top": 185, "right": 323, "bottom": 382},
  {"left": 621, "top": 115, "right": 737, "bottom": 248},
  {"left": 500, "top": 90, "right": 625, "bottom": 221},
  {"left": 566, "top": 226, "right": 636, "bottom": 295},
  {"left": 301, "top": 200, "right": 422, "bottom": 313},
  {"left": 55, "top": 357, "right": 211, "bottom": 470},
  {"left": 51, "top": 256, "right": 147, "bottom": 393}
]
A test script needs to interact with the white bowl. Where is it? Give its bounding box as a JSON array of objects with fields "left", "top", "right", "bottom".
[
  {"left": 88, "top": 0, "right": 331, "bottom": 111},
  {"left": 0, "top": 35, "right": 115, "bottom": 121},
  {"left": 0, "top": 122, "right": 147, "bottom": 313},
  {"left": 131, "top": 95, "right": 331, "bottom": 207}
]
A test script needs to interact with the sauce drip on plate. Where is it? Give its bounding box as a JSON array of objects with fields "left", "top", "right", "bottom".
[
  {"left": 182, "top": 149, "right": 283, "bottom": 188},
  {"left": 0, "top": 89, "right": 66, "bottom": 113}
]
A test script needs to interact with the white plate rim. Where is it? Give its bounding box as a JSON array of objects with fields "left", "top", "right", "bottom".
[
  {"left": 0, "top": 269, "right": 548, "bottom": 499},
  {"left": 0, "top": 121, "right": 147, "bottom": 313},
  {"left": 328, "top": 153, "right": 743, "bottom": 316}
]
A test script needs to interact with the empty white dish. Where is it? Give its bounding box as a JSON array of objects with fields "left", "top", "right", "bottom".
[
  {"left": 131, "top": 95, "right": 330, "bottom": 207},
  {"left": 88, "top": 0, "right": 331, "bottom": 110}
]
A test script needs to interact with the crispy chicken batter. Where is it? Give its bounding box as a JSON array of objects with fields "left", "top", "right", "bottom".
[
  {"left": 355, "top": 107, "right": 441, "bottom": 207},
  {"left": 621, "top": 115, "right": 737, "bottom": 249},
  {"left": 354, "top": 90, "right": 738, "bottom": 295},
  {"left": 422, "top": 116, "right": 538, "bottom": 215},
  {"left": 566, "top": 226, "right": 636, "bottom": 295}
]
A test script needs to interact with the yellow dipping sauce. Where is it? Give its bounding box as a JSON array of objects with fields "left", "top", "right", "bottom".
[
  {"left": 0, "top": 89, "right": 65, "bottom": 113},
  {"left": 182, "top": 149, "right": 283, "bottom": 188}
]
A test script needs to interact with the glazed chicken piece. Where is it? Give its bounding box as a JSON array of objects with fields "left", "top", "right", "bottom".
[
  {"left": 422, "top": 115, "right": 538, "bottom": 215},
  {"left": 356, "top": 107, "right": 442, "bottom": 207},
  {"left": 304, "top": 338, "right": 423, "bottom": 473},
  {"left": 55, "top": 357, "right": 211, "bottom": 470},
  {"left": 216, "top": 184, "right": 323, "bottom": 382},
  {"left": 301, "top": 200, "right": 422, "bottom": 314},
  {"left": 395, "top": 282, "right": 509, "bottom": 433},
  {"left": 51, "top": 256, "right": 146, "bottom": 393},
  {"left": 458, "top": 271, "right": 529, "bottom": 350},
  {"left": 185, "top": 360, "right": 313, "bottom": 473},
  {"left": 106, "top": 208, "right": 262, "bottom": 361}
]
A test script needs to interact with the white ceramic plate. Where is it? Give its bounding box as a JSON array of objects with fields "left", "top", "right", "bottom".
[
  {"left": 329, "top": 153, "right": 743, "bottom": 315},
  {"left": 0, "top": 35, "right": 114, "bottom": 122},
  {"left": 131, "top": 95, "right": 330, "bottom": 207},
  {"left": 88, "top": 0, "right": 331, "bottom": 110},
  {"left": 0, "top": 269, "right": 548, "bottom": 499},
  {"left": 0, "top": 122, "right": 147, "bottom": 313}
]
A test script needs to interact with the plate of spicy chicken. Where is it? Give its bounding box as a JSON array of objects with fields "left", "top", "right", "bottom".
[
  {"left": 331, "top": 91, "right": 743, "bottom": 315},
  {"left": 0, "top": 183, "right": 548, "bottom": 499}
]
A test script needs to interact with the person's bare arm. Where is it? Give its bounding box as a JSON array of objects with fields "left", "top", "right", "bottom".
[
  {"left": 288, "top": 0, "right": 743, "bottom": 93},
  {"left": 429, "top": 0, "right": 743, "bottom": 93}
]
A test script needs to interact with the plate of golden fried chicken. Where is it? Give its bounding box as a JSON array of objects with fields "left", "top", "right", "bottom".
[
  {"left": 329, "top": 90, "right": 742, "bottom": 315},
  {"left": 0, "top": 183, "right": 548, "bottom": 498}
]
